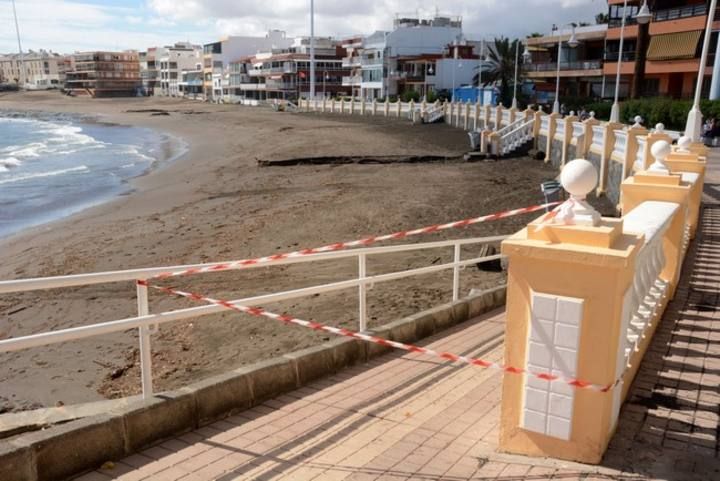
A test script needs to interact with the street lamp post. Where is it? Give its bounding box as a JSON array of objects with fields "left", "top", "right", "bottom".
[
  {"left": 323, "top": 71, "right": 328, "bottom": 98},
  {"left": 553, "top": 24, "right": 579, "bottom": 114},
  {"left": 512, "top": 41, "right": 532, "bottom": 109},
  {"left": 423, "top": 62, "right": 434, "bottom": 101},
  {"left": 478, "top": 38, "right": 485, "bottom": 105},
  {"left": 610, "top": 0, "right": 651, "bottom": 122},
  {"left": 11, "top": 0, "right": 25, "bottom": 88},
  {"left": 451, "top": 40, "right": 458, "bottom": 102},
  {"left": 685, "top": 0, "right": 718, "bottom": 142},
  {"left": 309, "top": 0, "right": 316, "bottom": 99}
]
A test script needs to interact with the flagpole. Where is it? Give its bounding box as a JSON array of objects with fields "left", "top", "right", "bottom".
[
  {"left": 11, "top": 0, "right": 25, "bottom": 88},
  {"left": 309, "top": 0, "right": 316, "bottom": 99}
]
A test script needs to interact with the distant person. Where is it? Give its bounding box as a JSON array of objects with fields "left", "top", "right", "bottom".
[{"left": 579, "top": 108, "right": 589, "bottom": 121}]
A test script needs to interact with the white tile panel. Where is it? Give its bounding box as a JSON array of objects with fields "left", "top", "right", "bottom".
[{"left": 523, "top": 291, "right": 584, "bottom": 441}]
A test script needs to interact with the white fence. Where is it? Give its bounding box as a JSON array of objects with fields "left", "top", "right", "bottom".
[{"left": 0, "top": 235, "right": 507, "bottom": 400}]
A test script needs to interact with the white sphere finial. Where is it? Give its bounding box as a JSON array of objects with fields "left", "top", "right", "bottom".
[
  {"left": 561, "top": 159, "right": 598, "bottom": 199},
  {"left": 649, "top": 140, "right": 671, "bottom": 174},
  {"left": 677, "top": 135, "right": 692, "bottom": 153},
  {"left": 633, "top": 115, "right": 643, "bottom": 128},
  {"left": 557, "top": 159, "right": 601, "bottom": 227},
  {"left": 569, "top": 110, "right": 576, "bottom": 117},
  {"left": 655, "top": 123, "right": 665, "bottom": 133},
  {"left": 589, "top": 111, "right": 595, "bottom": 118}
]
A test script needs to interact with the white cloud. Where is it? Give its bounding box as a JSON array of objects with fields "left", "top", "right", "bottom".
[{"left": 0, "top": 0, "right": 607, "bottom": 53}]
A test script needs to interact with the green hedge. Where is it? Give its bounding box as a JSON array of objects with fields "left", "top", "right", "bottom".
[{"left": 575, "top": 97, "right": 720, "bottom": 130}]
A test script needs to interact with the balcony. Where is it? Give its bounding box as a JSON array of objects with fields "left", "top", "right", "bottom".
[
  {"left": 604, "top": 51, "right": 636, "bottom": 62},
  {"left": 526, "top": 60, "right": 603, "bottom": 72},
  {"left": 342, "top": 75, "right": 361, "bottom": 86},
  {"left": 609, "top": 16, "right": 638, "bottom": 28},
  {"left": 654, "top": 4, "right": 707, "bottom": 22},
  {"left": 361, "top": 58, "right": 383, "bottom": 66},
  {"left": 342, "top": 57, "right": 361, "bottom": 68}
]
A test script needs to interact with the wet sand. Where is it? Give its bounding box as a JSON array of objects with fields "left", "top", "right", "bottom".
[{"left": 0, "top": 92, "right": 559, "bottom": 411}]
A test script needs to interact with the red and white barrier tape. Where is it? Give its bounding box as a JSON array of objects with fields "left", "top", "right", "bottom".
[
  {"left": 140, "top": 280, "right": 619, "bottom": 393},
  {"left": 149, "top": 202, "right": 560, "bottom": 280}
]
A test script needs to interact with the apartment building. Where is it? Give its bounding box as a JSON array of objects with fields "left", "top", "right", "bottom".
[
  {"left": 604, "top": 0, "right": 719, "bottom": 99},
  {"left": 139, "top": 48, "right": 160, "bottom": 95},
  {"left": 202, "top": 31, "right": 294, "bottom": 100},
  {"left": 525, "top": 24, "right": 608, "bottom": 103},
  {"left": 227, "top": 37, "right": 349, "bottom": 100},
  {"left": 526, "top": 1, "right": 720, "bottom": 103},
  {"left": 65, "top": 51, "right": 141, "bottom": 97},
  {"left": 0, "top": 50, "right": 68, "bottom": 89},
  {"left": 340, "top": 14, "right": 477, "bottom": 100}
]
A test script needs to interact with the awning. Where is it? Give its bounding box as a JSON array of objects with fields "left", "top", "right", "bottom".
[{"left": 647, "top": 30, "right": 701, "bottom": 61}]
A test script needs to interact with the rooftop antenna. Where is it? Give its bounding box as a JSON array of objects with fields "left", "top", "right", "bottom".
[{"left": 11, "top": 0, "right": 25, "bottom": 88}]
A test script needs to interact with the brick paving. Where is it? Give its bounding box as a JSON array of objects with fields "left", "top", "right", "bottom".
[{"left": 76, "top": 156, "right": 720, "bottom": 481}]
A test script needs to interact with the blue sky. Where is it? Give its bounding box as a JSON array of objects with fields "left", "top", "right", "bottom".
[{"left": 1, "top": 0, "right": 607, "bottom": 53}]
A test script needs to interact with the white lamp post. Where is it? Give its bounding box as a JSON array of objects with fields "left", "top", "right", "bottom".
[
  {"left": 323, "top": 71, "right": 328, "bottom": 98},
  {"left": 424, "top": 63, "right": 434, "bottom": 101},
  {"left": 553, "top": 24, "right": 579, "bottom": 114},
  {"left": 309, "top": 0, "right": 316, "bottom": 99},
  {"left": 610, "top": 0, "right": 652, "bottom": 123},
  {"left": 685, "top": 0, "right": 718, "bottom": 142},
  {"left": 451, "top": 40, "right": 458, "bottom": 101},
  {"left": 513, "top": 42, "right": 532, "bottom": 109},
  {"left": 11, "top": 0, "right": 25, "bottom": 88}
]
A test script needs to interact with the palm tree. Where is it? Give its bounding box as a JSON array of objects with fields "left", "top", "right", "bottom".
[{"left": 473, "top": 37, "right": 523, "bottom": 107}]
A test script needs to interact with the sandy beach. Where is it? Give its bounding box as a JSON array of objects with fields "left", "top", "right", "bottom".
[{"left": 0, "top": 91, "right": 560, "bottom": 411}]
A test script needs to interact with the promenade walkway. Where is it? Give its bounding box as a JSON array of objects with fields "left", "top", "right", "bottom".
[{"left": 75, "top": 157, "right": 720, "bottom": 481}]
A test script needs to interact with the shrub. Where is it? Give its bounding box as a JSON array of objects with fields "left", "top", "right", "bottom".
[{"left": 400, "top": 90, "right": 421, "bottom": 103}]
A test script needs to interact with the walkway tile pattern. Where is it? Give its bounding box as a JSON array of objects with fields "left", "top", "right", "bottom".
[{"left": 76, "top": 209, "right": 720, "bottom": 481}]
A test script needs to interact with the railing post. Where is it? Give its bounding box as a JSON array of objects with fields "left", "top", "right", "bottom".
[
  {"left": 452, "top": 244, "right": 461, "bottom": 302},
  {"left": 358, "top": 254, "right": 367, "bottom": 332},
  {"left": 136, "top": 280, "right": 153, "bottom": 399}
]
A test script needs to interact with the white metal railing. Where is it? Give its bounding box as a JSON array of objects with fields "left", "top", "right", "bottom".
[
  {"left": 621, "top": 201, "right": 676, "bottom": 364},
  {"left": 495, "top": 117, "right": 525, "bottom": 138},
  {"left": 613, "top": 130, "right": 628, "bottom": 159},
  {"left": 591, "top": 125, "right": 604, "bottom": 152},
  {"left": 497, "top": 119, "right": 534, "bottom": 156},
  {"left": 424, "top": 104, "right": 444, "bottom": 123},
  {"left": 0, "top": 235, "right": 507, "bottom": 400},
  {"left": 634, "top": 136, "right": 647, "bottom": 171},
  {"left": 555, "top": 119, "right": 566, "bottom": 139}
]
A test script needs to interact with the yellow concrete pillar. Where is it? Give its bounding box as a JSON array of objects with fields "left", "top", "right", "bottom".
[
  {"left": 500, "top": 160, "right": 644, "bottom": 464},
  {"left": 483, "top": 104, "right": 492, "bottom": 130},
  {"left": 665, "top": 138, "right": 705, "bottom": 239},
  {"left": 496, "top": 103, "right": 504, "bottom": 128},
  {"left": 384, "top": 98, "right": 390, "bottom": 117}
]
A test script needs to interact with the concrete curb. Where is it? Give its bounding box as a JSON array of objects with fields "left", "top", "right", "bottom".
[{"left": 0, "top": 286, "right": 506, "bottom": 481}]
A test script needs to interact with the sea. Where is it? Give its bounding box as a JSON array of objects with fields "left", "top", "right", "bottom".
[{"left": 0, "top": 112, "right": 183, "bottom": 238}]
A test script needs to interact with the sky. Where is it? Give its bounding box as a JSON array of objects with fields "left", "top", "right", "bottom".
[{"left": 0, "top": 0, "right": 608, "bottom": 54}]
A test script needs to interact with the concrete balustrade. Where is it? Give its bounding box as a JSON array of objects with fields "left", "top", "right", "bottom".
[{"left": 499, "top": 155, "right": 702, "bottom": 464}]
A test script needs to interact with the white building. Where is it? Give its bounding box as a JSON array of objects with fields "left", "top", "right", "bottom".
[
  {"left": 342, "top": 14, "right": 473, "bottom": 100},
  {"left": 0, "top": 50, "right": 68, "bottom": 89},
  {"left": 157, "top": 43, "right": 202, "bottom": 96},
  {"left": 203, "top": 30, "right": 294, "bottom": 100}
]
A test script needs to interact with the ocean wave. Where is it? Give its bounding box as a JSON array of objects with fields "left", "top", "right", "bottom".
[
  {"left": 0, "top": 157, "right": 22, "bottom": 169},
  {"left": 0, "top": 165, "right": 89, "bottom": 185}
]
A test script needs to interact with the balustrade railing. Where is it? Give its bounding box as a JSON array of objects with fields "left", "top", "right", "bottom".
[
  {"left": 540, "top": 115, "right": 550, "bottom": 134},
  {"left": 620, "top": 201, "right": 675, "bottom": 364},
  {"left": 591, "top": 125, "right": 604, "bottom": 151},
  {"left": 634, "top": 136, "right": 647, "bottom": 171},
  {"left": 613, "top": 130, "right": 628, "bottom": 159}
]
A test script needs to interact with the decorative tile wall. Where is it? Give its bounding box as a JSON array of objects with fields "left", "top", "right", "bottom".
[{"left": 523, "top": 292, "right": 584, "bottom": 441}]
